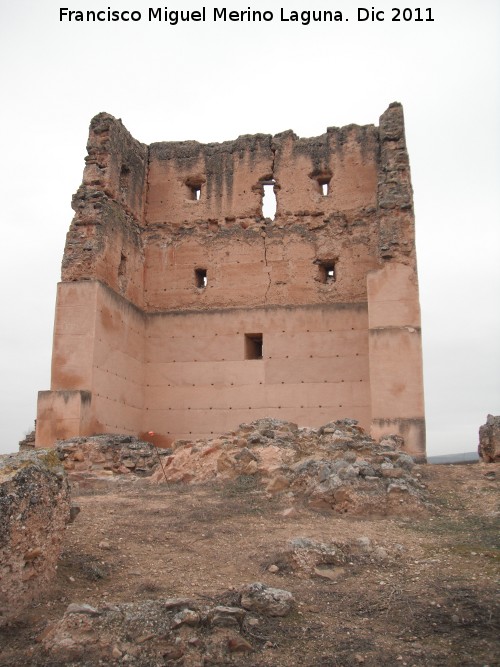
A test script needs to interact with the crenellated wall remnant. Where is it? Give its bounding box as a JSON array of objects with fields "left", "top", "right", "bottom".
[{"left": 36, "top": 103, "right": 426, "bottom": 459}]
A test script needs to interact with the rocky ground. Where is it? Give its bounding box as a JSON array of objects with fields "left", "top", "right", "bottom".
[
  {"left": 0, "top": 427, "right": 498, "bottom": 666},
  {"left": 57, "top": 419, "right": 428, "bottom": 516}
]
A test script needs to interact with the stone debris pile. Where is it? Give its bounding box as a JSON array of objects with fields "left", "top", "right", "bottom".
[
  {"left": 53, "top": 419, "right": 427, "bottom": 513},
  {"left": 149, "top": 418, "right": 427, "bottom": 514},
  {"left": 55, "top": 434, "right": 171, "bottom": 482},
  {"left": 265, "top": 535, "right": 400, "bottom": 579},
  {"left": 0, "top": 449, "right": 71, "bottom": 626},
  {"left": 39, "top": 583, "right": 294, "bottom": 665}
]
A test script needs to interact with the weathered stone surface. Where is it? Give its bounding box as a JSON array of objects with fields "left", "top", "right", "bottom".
[
  {"left": 208, "top": 605, "right": 246, "bottom": 628},
  {"left": 0, "top": 450, "right": 71, "bottom": 626},
  {"left": 478, "top": 415, "right": 500, "bottom": 463},
  {"left": 66, "top": 603, "right": 101, "bottom": 616},
  {"left": 18, "top": 427, "right": 36, "bottom": 451},
  {"left": 55, "top": 435, "right": 171, "bottom": 483},
  {"left": 171, "top": 608, "right": 200, "bottom": 627},
  {"left": 271, "top": 535, "right": 399, "bottom": 578},
  {"left": 39, "top": 597, "right": 262, "bottom": 664},
  {"left": 240, "top": 582, "right": 295, "bottom": 616}
]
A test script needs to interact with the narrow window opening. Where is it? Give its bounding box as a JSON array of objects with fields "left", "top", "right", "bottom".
[
  {"left": 185, "top": 177, "right": 204, "bottom": 201},
  {"left": 195, "top": 268, "right": 207, "bottom": 289},
  {"left": 262, "top": 181, "right": 277, "bottom": 220},
  {"left": 318, "top": 176, "right": 331, "bottom": 196},
  {"left": 309, "top": 171, "right": 332, "bottom": 196},
  {"left": 318, "top": 260, "right": 336, "bottom": 284},
  {"left": 245, "top": 333, "right": 263, "bottom": 360}
]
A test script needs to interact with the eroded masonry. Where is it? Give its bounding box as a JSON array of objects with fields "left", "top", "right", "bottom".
[{"left": 35, "top": 103, "right": 426, "bottom": 458}]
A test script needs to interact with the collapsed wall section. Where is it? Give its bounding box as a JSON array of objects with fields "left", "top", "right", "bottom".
[{"left": 61, "top": 113, "right": 148, "bottom": 307}]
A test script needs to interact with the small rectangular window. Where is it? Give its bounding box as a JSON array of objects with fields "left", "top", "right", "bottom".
[
  {"left": 318, "top": 260, "right": 336, "bottom": 284},
  {"left": 310, "top": 171, "right": 331, "bottom": 196},
  {"left": 185, "top": 177, "right": 203, "bottom": 201},
  {"left": 195, "top": 268, "right": 207, "bottom": 288},
  {"left": 245, "top": 333, "right": 263, "bottom": 360}
]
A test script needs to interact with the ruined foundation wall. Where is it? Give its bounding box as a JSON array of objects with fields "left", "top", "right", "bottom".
[
  {"left": 0, "top": 451, "right": 71, "bottom": 626},
  {"left": 36, "top": 103, "right": 426, "bottom": 458}
]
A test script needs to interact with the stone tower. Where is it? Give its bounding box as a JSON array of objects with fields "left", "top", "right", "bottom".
[{"left": 35, "top": 103, "right": 426, "bottom": 458}]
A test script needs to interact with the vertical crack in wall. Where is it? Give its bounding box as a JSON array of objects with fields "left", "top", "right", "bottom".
[
  {"left": 143, "top": 144, "right": 151, "bottom": 225},
  {"left": 263, "top": 232, "right": 271, "bottom": 304},
  {"left": 142, "top": 145, "right": 152, "bottom": 308}
]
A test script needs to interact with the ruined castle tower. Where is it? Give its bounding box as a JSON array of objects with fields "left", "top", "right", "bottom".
[{"left": 35, "top": 103, "right": 426, "bottom": 458}]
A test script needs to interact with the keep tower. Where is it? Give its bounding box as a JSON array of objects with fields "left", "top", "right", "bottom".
[{"left": 35, "top": 103, "right": 426, "bottom": 458}]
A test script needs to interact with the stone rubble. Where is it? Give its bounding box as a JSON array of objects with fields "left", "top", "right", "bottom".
[
  {"left": 39, "top": 585, "right": 294, "bottom": 665},
  {"left": 52, "top": 419, "right": 427, "bottom": 514},
  {"left": 55, "top": 434, "right": 171, "bottom": 484},
  {"left": 267, "top": 536, "right": 402, "bottom": 579},
  {"left": 148, "top": 418, "right": 427, "bottom": 514},
  {"left": 0, "top": 449, "right": 71, "bottom": 626}
]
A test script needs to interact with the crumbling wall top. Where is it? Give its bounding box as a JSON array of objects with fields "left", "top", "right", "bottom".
[
  {"left": 81, "top": 112, "right": 149, "bottom": 221},
  {"left": 61, "top": 102, "right": 417, "bottom": 308}
]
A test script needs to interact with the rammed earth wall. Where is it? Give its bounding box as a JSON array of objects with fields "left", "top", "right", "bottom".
[{"left": 36, "top": 103, "right": 426, "bottom": 458}]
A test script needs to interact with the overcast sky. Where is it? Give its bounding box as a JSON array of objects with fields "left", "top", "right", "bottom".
[{"left": 0, "top": 0, "right": 498, "bottom": 456}]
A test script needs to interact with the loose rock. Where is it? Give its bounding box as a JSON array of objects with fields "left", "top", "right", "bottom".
[{"left": 240, "top": 582, "right": 295, "bottom": 617}]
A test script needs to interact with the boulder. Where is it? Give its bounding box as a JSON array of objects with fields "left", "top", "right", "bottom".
[{"left": 240, "top": 582, "right": 295, "bottom": 616}]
